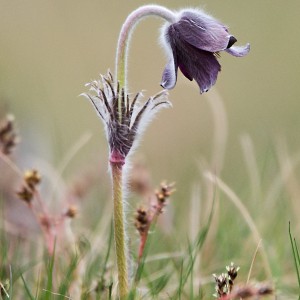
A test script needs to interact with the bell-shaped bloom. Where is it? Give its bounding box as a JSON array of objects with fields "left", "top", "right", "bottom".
[{"left": 160, "top": 9, "right": 250, "bottom": 93}]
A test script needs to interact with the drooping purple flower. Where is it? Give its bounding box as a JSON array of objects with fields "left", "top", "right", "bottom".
[{"left": 160, "top": 9, "right": 250, "bottom": 93}]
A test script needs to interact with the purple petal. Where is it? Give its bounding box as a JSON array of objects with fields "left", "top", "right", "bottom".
[
  {"left": 178, "top": 49, "right": 221, "bottom": 93},
  {"left": 163, "top": 23, "right": 221, "bottom": 93},
  {"left": 161, "top": 29, "right": 179, "bottom": 90},
  {"left": 161, "top": 58, "right": 178, "bottom": 90},
  {"left": 226, "top": 43, "right": 250, "bottom": 57},
  {"left": 174, "top": 10, "right": 231, "bottom": 52},
  {"left": 176, "top": 43, "right": 221, "bottom": 93},
  {"left": 178, "top": 63, "right": 193, "bottom": 81}
]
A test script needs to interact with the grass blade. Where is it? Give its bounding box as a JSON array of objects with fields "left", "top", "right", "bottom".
[
  {"left": 177, "top": 259, "right": 184, "bottom": 300},
  {"left": 289, "top": 222, "right": 300, "bottom": 297},
  {"left": 58, "top": 254, "right": 79, "bottom": 297},
  {"left": 45, "top": 241, "right": 56, "bottom": 300},
  {"left": 8, "top": 265, "right": 12, "bottom": 299},
  {"left": 21, "top": 274, "right": 35, "bottom": 300},
  {"left": 100, "top": 220, "right": 114, "bottom": 279},
  {"left": 174, "top": 193, "right": 216, "bottom": 296}
]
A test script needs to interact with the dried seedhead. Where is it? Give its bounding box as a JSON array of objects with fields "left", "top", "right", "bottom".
[
  {"left": 135, "top": 181, "right": 175, "bottom": 260},
  {"left": 16, "top": 169, "right": 41, "bottom": 204},
  {"left": 213, "top": 262, "right": 240, "bottom": 298},
  {"left": 135, "top": 207, "right": 150, "bottom": 235},
  {"left": 220, "top": 283, "right": 273, "bottom": 300},
  {"left": 16, "top": 186, "right": 34, "bottom": 204},
  {"left": 64, "top": 205, "right": 78, "bottom": 219},
  {"left": 154, "top": 181, "right": 175, "bottom": 214},
  {"left": 24, "top": 169, "right": 41, "bottom": 190},
  {"left": 83, "top": 71, "right": 171, "bottom": 162},
  {"left": 0, "top": 114, "right": 19, "bottom": 155},
  {"left": 213, "top": 263, "right": 273, "bottom": 299}
]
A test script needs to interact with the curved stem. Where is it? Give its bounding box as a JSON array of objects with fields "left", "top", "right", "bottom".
[
  {"left": 111, "top": 162, "right": 128, "bottom": 298},
  {"left": 115, "top": 5, "right": 176, "bottom": 109},
  {"left": 112, "top": 6, "right": 176, "bottom": 297}
]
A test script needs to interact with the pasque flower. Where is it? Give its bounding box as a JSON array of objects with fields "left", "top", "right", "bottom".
[
  {"left": 83, "top": 4, "right": 249, "bottom": 298},
  {"left": 160, "top": 9, "right": 250, "bottom": 93}
]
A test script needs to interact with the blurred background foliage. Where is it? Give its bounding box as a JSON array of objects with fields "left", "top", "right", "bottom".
[
  {"left": 1, "top": 0, "right": 300, "bottom": 296},
  {"left": 1, "top": 0, "right": 300, "bottom": 182}
]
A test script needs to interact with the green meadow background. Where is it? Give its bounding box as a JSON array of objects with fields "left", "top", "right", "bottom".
[{"left": 1, "top": 0, "right": 300, "bottom": 298}]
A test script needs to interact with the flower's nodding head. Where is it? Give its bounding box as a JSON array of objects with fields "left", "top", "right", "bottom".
[{"left": 160, "top": 9, "right": 250, "bottom": 93}]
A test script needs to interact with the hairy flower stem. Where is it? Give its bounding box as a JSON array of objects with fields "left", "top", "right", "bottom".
[
  {"left": 115, "top": 5, "right": 176, "bottom": 114},
  {"left": 111, "top": 161, "right": 129, "bottom": 298},
  {"left": 110, "top": 5, "right": 175, "bottom": 296}
]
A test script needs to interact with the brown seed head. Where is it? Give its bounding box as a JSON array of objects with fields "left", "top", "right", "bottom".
[
  {"left": 16, "top": 186, "right": 33, "bottom": 203},
  {"left": 226, "top": 262, "right": 240, "bottom": 281},
  {"left": 135, "top": 207, "right": 150, "bottom": 234},
  {"left": 24, "top": 169, "right": 41, "bottom": 190},
  {"left": 65, "top": 205, "right": 78, "bottom": 218},
  {"left": 0, "top": 114, "right": 19, "bottom": 155},
  {"left": 155, "top": 182, "right": 175, "bottom": 204},
  {"left": 213, "top": 273, "right": 229, "bottom": 296}
]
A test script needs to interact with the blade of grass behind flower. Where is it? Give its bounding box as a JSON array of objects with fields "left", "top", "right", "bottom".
[
  {"left": 240, "top": 134, "right": 261, "bottom": 203},
  {"left": 141, "top": 260, "right": 172, "bottom": 298},
  {"left": 21, "top": 274, "right": 35, "bottom": 300},
  {"left": 34, "top": 268, "right": 41, "bottom": 300},
  {"left": 188, "top": 241, "right": 194, "bottom": 300},
  {"left": 8, "top": 265, "right": 13, "bottom": 299},
  {"left": 177, "top": 259, "right": 184, "bottom": 300},
  {"left": 128, "top": 222, "right": 159, "bottom": 299},
  {"left": 288, "top": 222, "right": 300, "bottom": 298},
  {"left": 100, "top": 220, "right": 113, "bottom": 279},
  {"left": 149, "top": 272, "right": 171, "bottom": 297},
  {"left": 246, "top": 239, "right": 262, "bottom": 284},
  {"left": 0, "top": 204, "right": 8, "bottom": 279},
  {"left": 51, "top": 132, "right": 92, "bottom": 201},
  {"left": 94, "top": 221, "right": 113, "bottom": 300},
  {"left": 175, "top": 190, "right": 215, "bottom": 295},
  {"left": 204, "top": 172, "right": 273, "bottom": 280},
  {"left": 44, "top": 242, "right": 56, "bottom": 300},
  {"left": 134, "top": 222, "right": 157, "bottom": 285},
  {"left": 57, "top": 254, "right": 79, "bottom": 298},
  {"left": 206, "top": 89, "right": 228, "bottom": 173}
]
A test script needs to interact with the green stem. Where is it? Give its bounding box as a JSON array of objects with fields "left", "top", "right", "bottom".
[{"left": 111, "top": 162, "right": 129, "bottom": 298}]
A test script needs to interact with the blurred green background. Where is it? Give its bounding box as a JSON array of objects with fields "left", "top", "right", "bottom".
[
  {"left": 2, "top": 1, "right": 300, "bottom": 295},
  {"left": 1, "top": 0, "right": 300, "bottom": 244}
]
